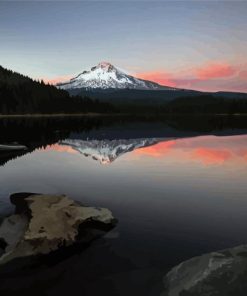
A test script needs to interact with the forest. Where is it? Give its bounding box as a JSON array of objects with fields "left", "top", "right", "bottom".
[{"left": 0, "top": 66, "right": 114, "bottom": 114}]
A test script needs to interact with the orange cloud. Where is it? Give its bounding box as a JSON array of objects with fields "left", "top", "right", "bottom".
[
  {"left": 136, "top": 71, "right": 176, "bottom": 87},
  {"left": 195, "top": 62, "right": 236, "bottom": 79}
]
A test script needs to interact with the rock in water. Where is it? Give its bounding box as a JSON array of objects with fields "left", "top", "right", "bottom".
[
  {"left": 0, "top": 144, "right": 27, "bottom": 151},
  {"left": 162, "top": 245, "right": 247, "bottom": 296},
  {"left": 0, "top": 193, "right": 116, "bottom": 266}
]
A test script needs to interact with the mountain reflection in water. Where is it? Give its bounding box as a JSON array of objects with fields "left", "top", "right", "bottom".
[
  {"left": 45, "top": 134, "right": 247, "bottom": 167},
  {"left": 0, "top": 115, "right": 247, "bottom": 166}
]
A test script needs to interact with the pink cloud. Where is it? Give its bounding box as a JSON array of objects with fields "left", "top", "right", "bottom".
[
  {"left": 135, "top": 140, "right": 233, "bottom": 165},
  {"left": 135, "top": 140, "right": 177, "bottom": 157},
  {"left": 239, "top": 70, "right": 247, "bottom": 79},
  {"left": 135, "top": 62, "right": 247, "bottom": 92},
  {"left": 42, "top": 144, "right": 78, "bottom": 154},
  {"left": 42, "top": 75, "right": 72, "bottom": 85},
  {"left": 133, "top": 135, "right": 247, "bottom": 166},
  {"left": 136, "top": 71, "right": 176, "bottom": 87},
  {"left": 191, "top": 148, "right": 232, "bottom": 165},
  {"left": 195, "top": 62, "right": 236, "bottom": 79},
  {"left": 136, "top": 62, "right": 238, "bottom": 89}
]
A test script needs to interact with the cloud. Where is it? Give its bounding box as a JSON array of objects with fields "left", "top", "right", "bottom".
[
  {"left": 136, "top": 71, "right": 176, "bottom": 87},
  {"left": 239, "top": 70, "right": 247, "bottom": 79},
  {"left": 135, "top": 140, "right": 177, "bottom": 157},
  {"left": 191, "top": 148, "right": 232, "bottom": 165},
  {"left": 136, "top": 62, "right": 238, "bottom": 88},
  {"left": 42, "top": 75, "right": 72, "bottom": 85},
  {"left": 195, "top": 62, "right": 236, "bottom": 79},
  {"left": 42, "top": 144, "right": 78, "bottom": 154},
  {"left": 133, "top": 135, "right": 247, "bottom": 166},
  {"left": 135, "top": 61, "right": 247, "bottom": 92}
]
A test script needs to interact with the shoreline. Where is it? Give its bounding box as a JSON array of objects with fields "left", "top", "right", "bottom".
[
  {"left": 0, "top": 113, "right": 247, "bottom": 118},
  {"left": 0, "top": 113, "right": 119, "bottom": 118}
]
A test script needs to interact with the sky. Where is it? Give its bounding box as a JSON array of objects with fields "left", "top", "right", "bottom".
[{"left": 0, "top": 1, "right": 247, "bottom": 92}]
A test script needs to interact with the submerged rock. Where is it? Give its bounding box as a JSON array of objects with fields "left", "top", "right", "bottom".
[
  {"left": 162, "top": 244, "right": 247, "bottom": 296},
  {"left": 0, "top": 193, "right": 116, "bottom": 266}
]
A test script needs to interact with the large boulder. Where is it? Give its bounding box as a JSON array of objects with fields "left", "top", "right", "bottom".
[
  {"left": 0, "top": 193, "right": 116, "bottom": 266},
  {"left": 161, "top": 244, "right": 247, "bottom": 296}
]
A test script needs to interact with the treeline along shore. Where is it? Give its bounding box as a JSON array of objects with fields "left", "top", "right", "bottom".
[{"left": 1, "top": 65, "right": 247, "bottom": 116}]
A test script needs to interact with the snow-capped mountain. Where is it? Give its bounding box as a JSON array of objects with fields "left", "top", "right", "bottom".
[
  {"left": 59, "top": 137, "right": 171, "bottom": 164},
  {"left": 56, "top": 62, "right": 176, "bottom": 90}
]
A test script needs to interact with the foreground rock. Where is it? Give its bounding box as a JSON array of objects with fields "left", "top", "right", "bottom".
[
  {"left": 162, "top": 244, "right": 247, "bottom": 296},
  {"left": 0, "top": 193, "right": 116, "bottom": 266}
]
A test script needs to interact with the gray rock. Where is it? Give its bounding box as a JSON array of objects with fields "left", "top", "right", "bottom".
[
  {"left": 162, "top": 245, "right": 247, "bottom": 296},
  {"left": 0, "top": 193, "right": 116, "bottom": 265}
]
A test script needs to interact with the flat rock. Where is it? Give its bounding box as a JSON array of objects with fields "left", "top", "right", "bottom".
[
  {"left": 0, "top": 193, "right": 116, "bottom": 266},
  {"left": 162, "top": 244, "right": 247, "bottom": 296}
]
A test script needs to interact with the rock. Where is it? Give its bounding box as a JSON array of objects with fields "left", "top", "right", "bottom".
[
  {"left": 0, "top": 144, "right": 27, "bottom": 151},
  {"left": 161, "top": 244, "right": 247, "bottom": 296},
  {"left": 0, "top": 193, "right": 116, "bottom": 266}
]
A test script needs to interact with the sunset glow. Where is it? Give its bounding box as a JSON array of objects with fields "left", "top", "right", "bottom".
[
  {"left": 1, "top": 1, "right": 247, "bottom": 294},
  {"left": 43, "top": 75, "right": 72, "bottom": 85},
  {"left": 195, "top": 63, "right": 236, "bottom": 80},
  {"left": 41, "top": 144, "right": 78, "bottom": 154},
  {"left": 137, "top": 72, "right": 176, "bottom": 87},
  {"left": 1, "top": 1, "right": 246, "bottom": 93},
  {"left": 137, "top": 62, "right": 247, "bottom": 92},
  {"left": 134, "top": 135, "right": 247, "bottom": 166}
]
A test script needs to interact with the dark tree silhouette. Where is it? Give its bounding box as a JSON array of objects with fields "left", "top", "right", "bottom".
[{"left": 0, "top": 66, "right": 114, "bottom": 114}]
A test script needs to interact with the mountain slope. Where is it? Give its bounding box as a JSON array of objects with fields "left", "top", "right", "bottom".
[{"left": 56, "top": 62, "right": 177, "bottom": 91}]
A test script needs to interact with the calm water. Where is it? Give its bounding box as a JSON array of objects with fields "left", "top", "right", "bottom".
[{"left": 0, "top": 116, "right": 247, "bottom": 295}]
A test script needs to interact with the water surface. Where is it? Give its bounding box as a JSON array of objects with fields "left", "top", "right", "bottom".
[{"left": 0, "top": 116, "right": 247, "bottom": 295}]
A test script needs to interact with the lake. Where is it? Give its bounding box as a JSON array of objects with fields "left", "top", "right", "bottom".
[{"left": 0, "top": 115, "right": 247, "bottom": 295}]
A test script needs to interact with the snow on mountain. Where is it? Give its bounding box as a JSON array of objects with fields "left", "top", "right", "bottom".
[
  {"left": 59, "top": 137, "right": 171, "bottom": 164},
  {"left": 56, "top": 62, "right": 176, "bottom": 91}
]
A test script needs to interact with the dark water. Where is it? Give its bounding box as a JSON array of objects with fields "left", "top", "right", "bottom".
[{"left": 0, "top": 115, "right": 247, "bottom": 295}]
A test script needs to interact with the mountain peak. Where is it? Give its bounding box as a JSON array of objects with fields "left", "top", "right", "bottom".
[
  {"left": 97, "top": 61, "right": 113, "bottom": 69},
  {"left": 56, "top": 62, "right": 177, "bottom": 91},
  {"left": 91, "top": 61, "right": 115, "bottom": 73}
]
